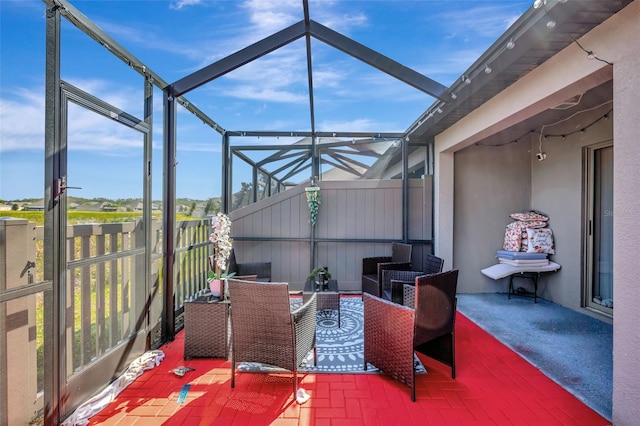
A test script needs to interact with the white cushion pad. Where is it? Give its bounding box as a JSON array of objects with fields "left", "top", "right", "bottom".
[{"left": 481, "top": 261, "right": 561, "bottom": 280}]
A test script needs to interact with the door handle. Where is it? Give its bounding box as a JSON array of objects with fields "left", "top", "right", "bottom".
[{"left": 54, "top": 178, "right": 82, "bottom": 200}]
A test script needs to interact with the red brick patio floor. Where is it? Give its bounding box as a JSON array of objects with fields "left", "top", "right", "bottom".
[{"left": 87, "top": 311, "right": 609, "bottom": 425}]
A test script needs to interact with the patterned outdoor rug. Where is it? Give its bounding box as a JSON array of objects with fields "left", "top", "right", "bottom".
[{"left": 238, "top": 296, "right": 426, "bottom": 374}]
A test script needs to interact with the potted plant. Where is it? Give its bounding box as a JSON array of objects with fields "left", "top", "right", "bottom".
[
  {"left": 308, "top": 267, "right": 331, "bottom": 291},
  {"left": 208, "top": 212, "right": 235, "bottom": 299}
]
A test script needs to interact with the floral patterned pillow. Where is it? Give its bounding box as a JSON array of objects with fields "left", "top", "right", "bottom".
[
  {"left": 510, "top": 211, "right": 549, "bottom": 222},
  {"left": 503, "top": 221, "right": 547, "bottom": 251},
  {"left": 526, "top": 227, "right": 555, "bottom": 254},
  {"left": 506, "top": 220, "right": 547, "bottom": 230},
  {"left": 503, "top": 226, "right": 522, "bottom": 252},
  {"left": 521, "top": 230, "right": 529, "bottom": 252}
]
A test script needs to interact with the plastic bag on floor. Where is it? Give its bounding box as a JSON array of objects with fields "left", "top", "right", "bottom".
[{"left": 62, "top": 349, "right": 165, "bottom": 426}]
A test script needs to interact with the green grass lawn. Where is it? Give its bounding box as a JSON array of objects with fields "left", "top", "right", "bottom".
[{"left": 0, "top": 210, "right": 200, "bottom": 225}]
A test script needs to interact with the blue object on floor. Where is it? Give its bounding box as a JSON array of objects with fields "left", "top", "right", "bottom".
[
  {"left": 457, "top": 293, "right": 612, "bottom": 421},
  {"left": 177, "top": 384, "right": 191, "bottom": 403}
]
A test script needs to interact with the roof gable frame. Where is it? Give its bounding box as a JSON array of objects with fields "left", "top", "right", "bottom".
[{"left": 169, "top": 7, "right": 448, "bottom": 109}]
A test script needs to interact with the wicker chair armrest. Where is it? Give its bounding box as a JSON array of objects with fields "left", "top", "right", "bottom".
[
  {"left": 391, "top": 270, "right": 424, "bottom": 281},
  {"left": 377, "top": 261, "right": 412, "bottom": 271},
  {"left": 363, "top": 256, "right": 392, "bottom": 274},
  {"left": 377, "top": 262, "right": 411, "bottom": 293},
  {"left": 382, "top": 270, "right": 423, "bottom": 290},
  {"left": 403, "top": 284, "right": 416, "bottom": 308},
  {"left": 293, "top": 292, "right": 317, "bottom": 366},
  {"left": 377, "top": 261, "right": 411, "bottom": 279},
  {"left": 292, "top": 291, "right": 317, "bottom": 319},
  {"left": 389, "top": 279, "right": 410, "bottom": 304}
]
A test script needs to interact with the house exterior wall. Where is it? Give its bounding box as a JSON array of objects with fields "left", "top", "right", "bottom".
[
  {"left": 435, "top": 2, "right": 640, "bottom": 423},
  {"left": 607, "top": 2, "right": 640, "bottom": 423},
  {"left": 530, "top": 111, "right": 613, "bottom": 309},
  {"left": 453, "top": 140, "right": 531, "bottom": 293}
]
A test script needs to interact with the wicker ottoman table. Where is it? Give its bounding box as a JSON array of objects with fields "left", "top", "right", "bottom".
[
  {"left": 303, "top": 279, "right": 340, "bottom": 327},
  {"left": 184, "top": 295, "right": 230, "bottom": 359}
]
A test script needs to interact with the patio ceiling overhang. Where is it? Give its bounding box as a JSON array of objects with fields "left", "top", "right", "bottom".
[{"left": 408, "top": 0, "right": 633, "bottom": 143}]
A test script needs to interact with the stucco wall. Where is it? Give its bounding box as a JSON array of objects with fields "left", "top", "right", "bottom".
[
  {"left": 452, "top": 100, "right": 614, "bottom": 306},
  {"left": 530, "top": 108, "right": 613, "bottom": 309},
  {"left": 453, "top": 141, "right": 531, "bottom": 293},
  {"left": 609, "top": 1, "right": 640, "bottom": 424},
  {"left": 436, "top": 1, "right": 640, "bottom": 423}
]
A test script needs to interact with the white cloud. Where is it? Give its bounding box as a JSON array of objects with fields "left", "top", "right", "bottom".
[
  {"left": 221, "top": 85, "right": 308, "bottom": 103},
  {"left": 318, "top": 118, "right": 389, "bottom": 133},
  {"left": 170, "top": 0, "right": 205, "bottom": 11},
  {"left": 0, "top": 88, "right": 45, "bottom": 151},
  {"left": 241, "top": 0, "right": 302, "bottom": 36},
  {"left": 1, "top": 80, "right": 154, "bottom": 154},
  {"left": 436, "top": 4, "right": 525, "bottom": 39}
]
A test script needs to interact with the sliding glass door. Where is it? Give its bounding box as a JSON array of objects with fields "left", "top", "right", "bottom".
[{"left": 585, "top": 142, "right": 613, "bottom": 316}]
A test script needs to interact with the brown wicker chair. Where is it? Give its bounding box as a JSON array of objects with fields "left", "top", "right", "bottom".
[
  {"left": 383, "top": 254, "right": 444, "bottom": 306},
  {"left": 361, "top": 242, "right": 412, "bottom": 298},
  {"left": 227, "top": 278, "right": 317, "bottom": 398},
  {"left": 363, "top": 269, "right": 459, "bottom": 401},
  {"left": 381, "top": 270, "right": 426, "bottom": 304}
]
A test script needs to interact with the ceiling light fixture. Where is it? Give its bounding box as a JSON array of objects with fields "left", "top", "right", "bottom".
[
  {"left": 462, "top": 75, "right": 471, "bottom": 84},
  {"left": 506, "top": 39, "right": 515, "bottom": 50},
  {"left": 484, "top": 64, "right": 492, "bottom": 74},
  {"left": 546, "top": 20, "right": 556, "bottom": 29},
  {"left": 572, "top": 38, "right": 613, "bottom": 65},
  {"left": 533, "top": 0, "right": 545, "bottom": 9}
]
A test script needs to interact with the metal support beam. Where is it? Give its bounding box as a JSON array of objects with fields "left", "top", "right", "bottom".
[
  {"left": 143, "top": 75, "right": 153, "bottom": 345},
  {"left": 303, "top": 0, "right": 317, "bottom": 164},
  {"left": 162, "top": 92, "right": 177, "bottom": 342},
  {"left": 252, "top": 163, "right": 258, "bottom": 203},
  {"left": 222, "top": 133, "right": 230, "bottom": 213},
  {"left": 43, "top": 3, "right": 61, "bottom": 423},
  {"left": 402, "top": 137, "right": 409, "bottom": 243},
  {"left": 171, "top": 21, "right": 307, "bottom": 97},
  {"left": 308, "top": 20, "right": 449, "bottom": 101}
]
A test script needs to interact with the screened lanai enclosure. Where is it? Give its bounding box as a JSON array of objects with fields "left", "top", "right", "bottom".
[
  {"left": 1, "top": 0, "right": 447, "bottom": 423},
  {"left": 2, "top": 0, "right": 634, "bottom": 424}
]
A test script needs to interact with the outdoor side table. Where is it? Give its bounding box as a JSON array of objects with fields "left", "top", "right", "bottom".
[
  {"left": 303, "top": 278, "right": 341, "bottom": 327},
  {"left": 184, "top": 294, "right": 229, "bottom": 359}
]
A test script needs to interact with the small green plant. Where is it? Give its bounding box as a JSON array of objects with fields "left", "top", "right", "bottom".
[
  {"left": 308, "top": 267, "right": 331, "bottom": 281},
  {"left": 207, "top": 270, "right": 236, "bottom": 282}
]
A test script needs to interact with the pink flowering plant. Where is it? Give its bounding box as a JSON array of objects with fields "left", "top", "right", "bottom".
[{"left": 208, "top": 212, "right": 235, "bottom": 281}]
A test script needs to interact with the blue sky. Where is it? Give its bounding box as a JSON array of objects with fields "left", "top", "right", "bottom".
[{"left": 0, "top": 0, "right": 529, "bottom": 201}]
